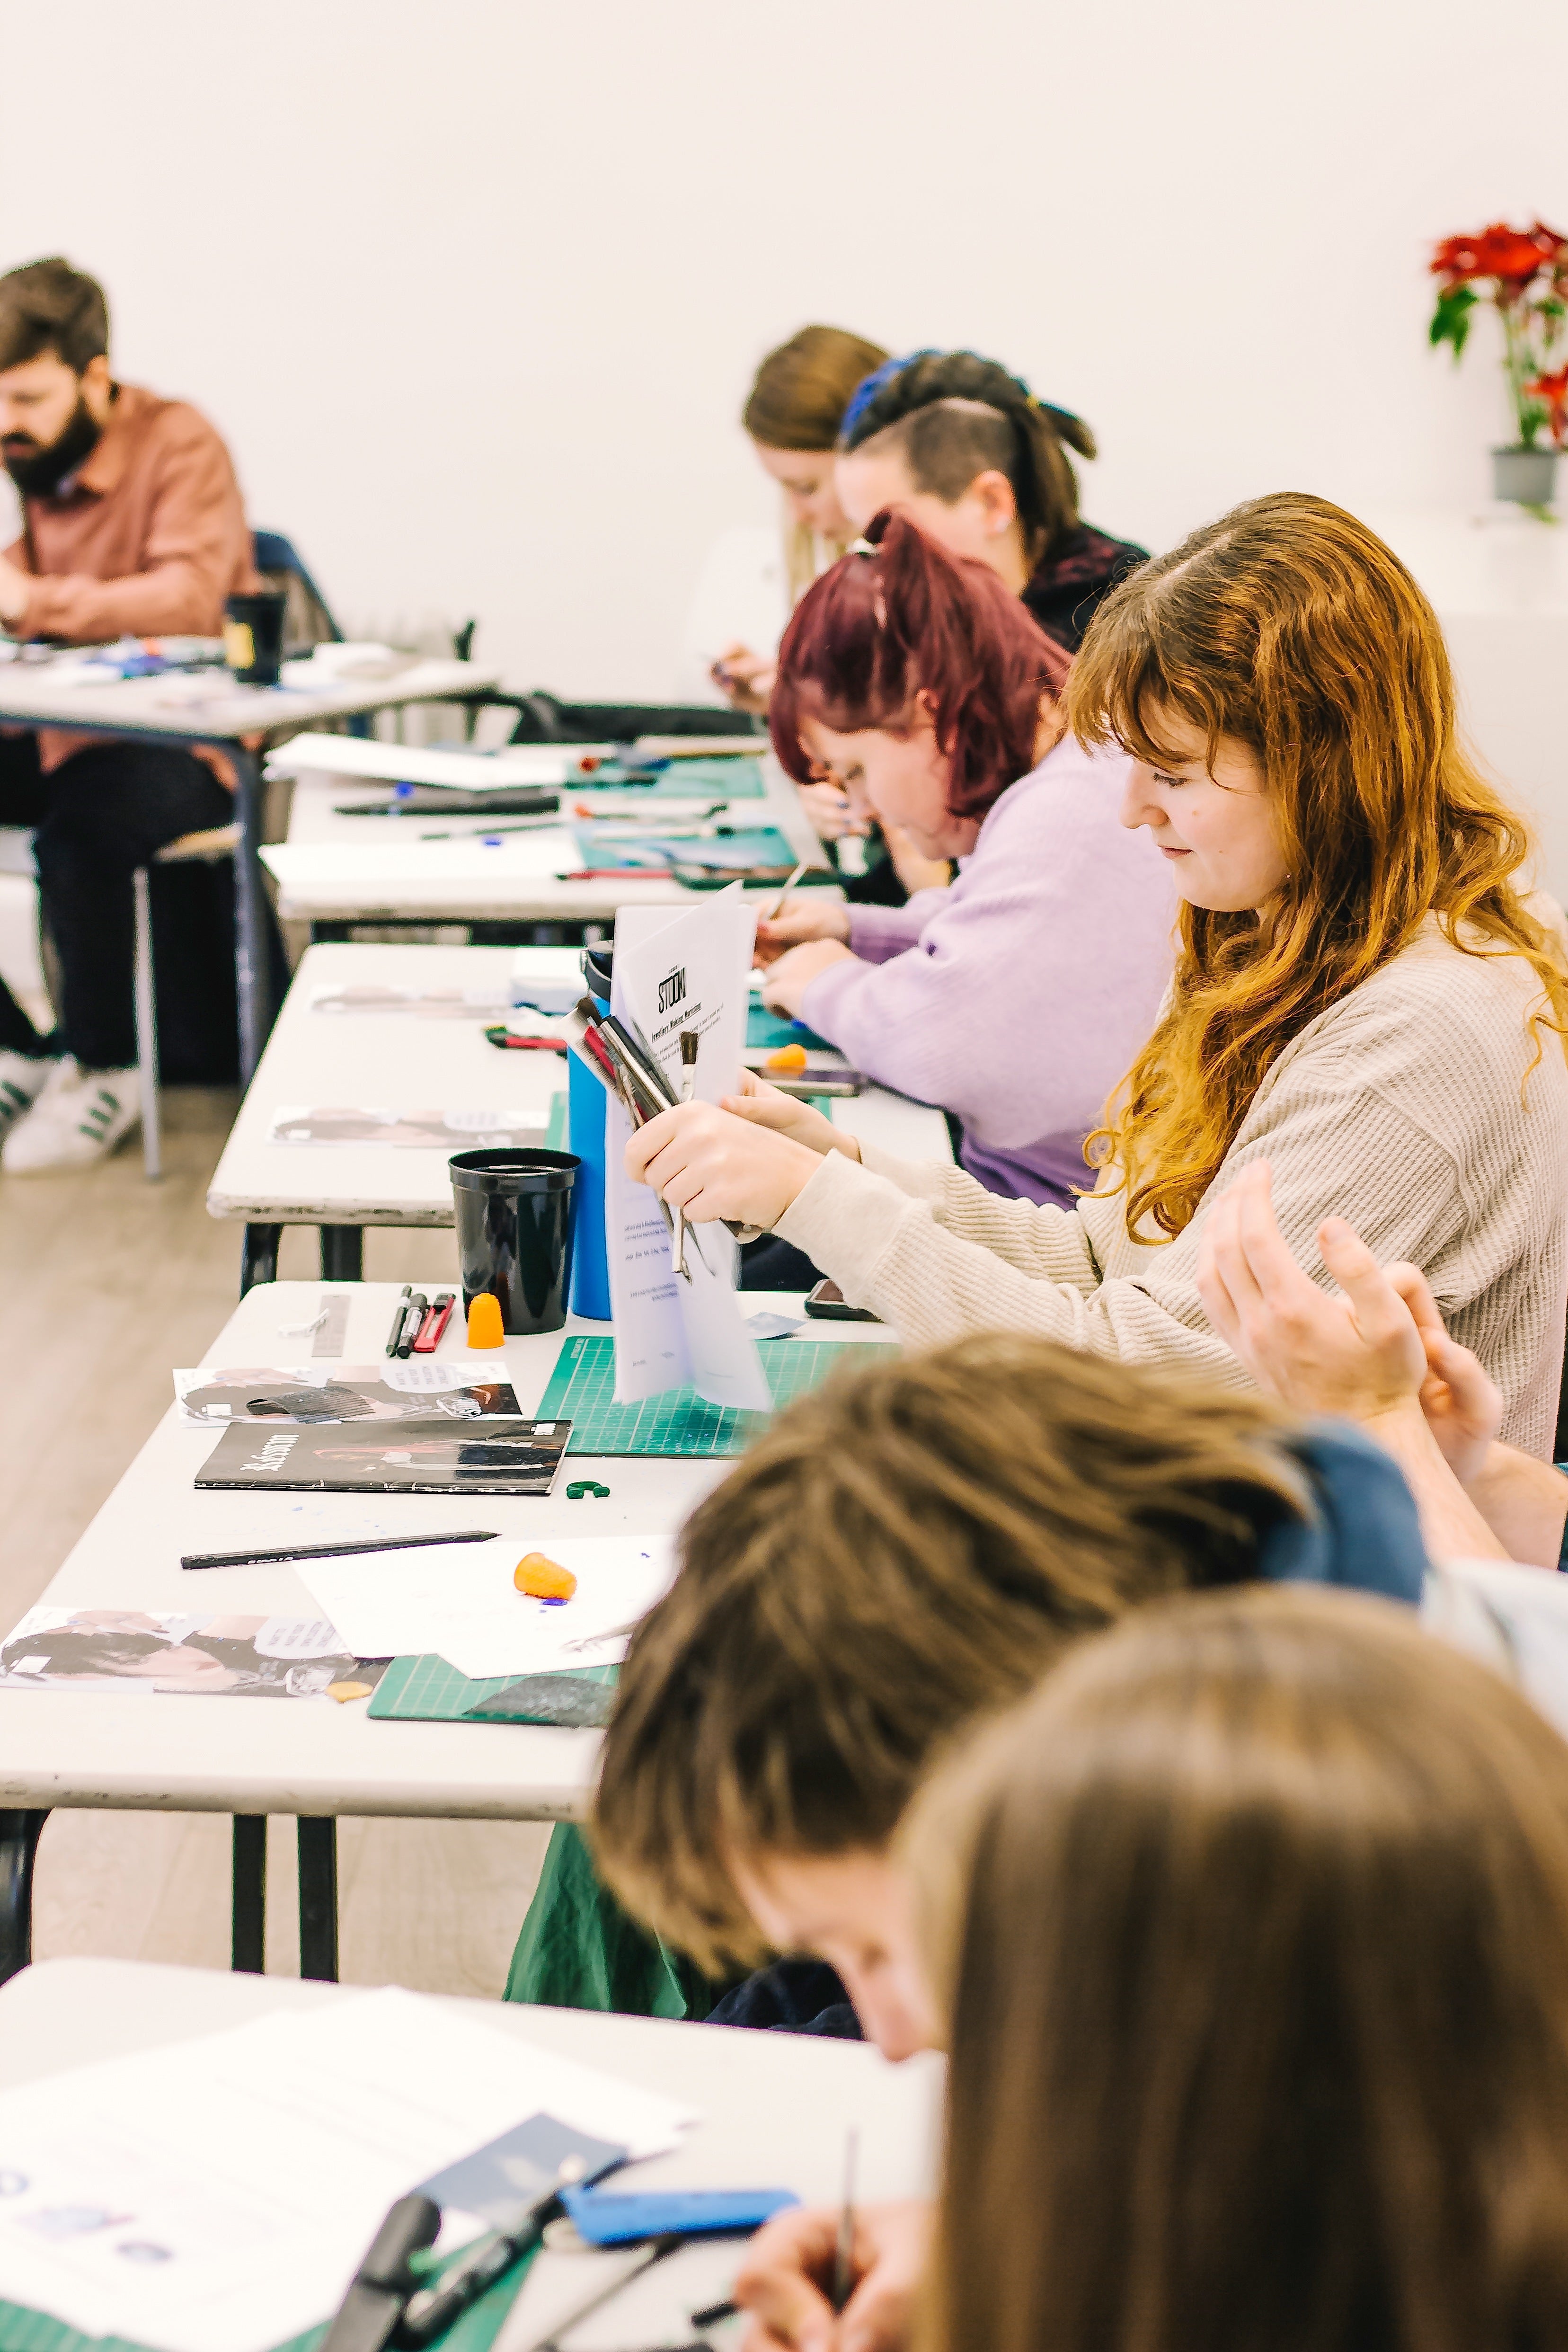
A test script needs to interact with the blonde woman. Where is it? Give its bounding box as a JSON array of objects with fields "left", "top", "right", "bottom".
[
  {"left": 694, "top": 322, "right": 887, "bottom": 719},
  {"left": 686, "top": 323, "right": 947, "bottom": 904},
  {"left": 632, "top": 493, "right": 1568, "bottom": 1451}
]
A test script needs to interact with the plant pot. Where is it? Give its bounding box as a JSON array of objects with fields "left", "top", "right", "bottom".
[{"left": 1491, "top": 445, "right": 1560, "bottom": 506}]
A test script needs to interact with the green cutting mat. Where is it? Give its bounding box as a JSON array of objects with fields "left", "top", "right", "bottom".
[
  {"left": 369, "top": 1655, "right": 615, "bottom": 1723},
  {"left": 544, "top": 1089, "right": 567, "bottom": 1150},
  {"left": 747, "top": 1003, "right": 828, "bottom": 1051},
  {"left": 536, "top": 1333, "right": 864, "bottom": 1457}
]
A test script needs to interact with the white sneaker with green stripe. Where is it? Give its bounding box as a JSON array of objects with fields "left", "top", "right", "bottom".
[
  {"left": 0, "top": 1050, "right": 57, "bottom": 1147},
  {"left": 2, "top": 1056, "right": 140, "bottom": 1173}
]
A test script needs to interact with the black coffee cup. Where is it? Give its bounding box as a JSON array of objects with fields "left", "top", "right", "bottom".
[
  {"left": 224, "top": 590, "right": 288, "bottom": 686},
  {"left": 450, "top": 1147, "right": 580, "bottom": 1336}
]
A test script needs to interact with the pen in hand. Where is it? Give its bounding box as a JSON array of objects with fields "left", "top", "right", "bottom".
[
  {"left": 832, "top": 2126, "right": 859, "bottom": 2313},
  {"left": 765, "top": 857, "right": 809, "bottom": 924}
]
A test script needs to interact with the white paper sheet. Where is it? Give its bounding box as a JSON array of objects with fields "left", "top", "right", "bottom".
[
  {"left": 263, "top": 733, "right": 610, "bottom": 789},
  {"left": 605, "top": 895, "right": 769, "bottom": 1415},
  {"left": 259, "top": 827, "right": 582, "bottom": 888},
  {"left": 0, "top": 1986, "right": 691, "bottom": 2352},
  {"left": 295, "top": 1536, "right": 675, "bottom": 1679}
]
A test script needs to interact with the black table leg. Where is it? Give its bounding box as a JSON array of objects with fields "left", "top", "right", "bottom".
[
  {"left": 0, "top": 1811, "right": 48, "bottom": 1986},
  {"left": 230, "top": 744, "right": 273, "bottom": 1088},
  {"left": 320, "top": 1225, "right": 363, "bottom": 1281},
  {"left": 241, "top": 1222, "right": 283, "bottom": 1294},
  {"left": 232, "top": 1815, "right": 267, "bottom": 1973},
  {"left": 298, "top": 1818, "right": 338, "bottom": 1981}
]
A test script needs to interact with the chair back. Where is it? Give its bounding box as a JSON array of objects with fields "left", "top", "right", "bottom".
[{"left": 252, "top": 529, "right": 342, "bottom": 652}]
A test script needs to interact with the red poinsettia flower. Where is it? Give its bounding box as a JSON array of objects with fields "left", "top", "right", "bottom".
[
  {"left": 1432, "top": 220, "right": 1568, "bottom": 291},
  {"left": 1526, "top": 368, "right": 1568, "bottom": 448}
]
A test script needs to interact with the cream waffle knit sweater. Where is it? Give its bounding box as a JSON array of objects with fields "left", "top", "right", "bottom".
[{"left": 774, "top": 923, "right": 1568, "bottom": 1456}]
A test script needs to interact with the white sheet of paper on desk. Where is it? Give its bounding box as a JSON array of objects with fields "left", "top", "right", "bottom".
[
  {"left": 259, "top": 827, "right": 582, "bottom": 887},
  {"left": 268, "top": 1105, "right": 547, "bottom": 1149},
  {"left": 310, "top": 982, "right": 511, "bottom": 1018},
  {"left": 0, "top": 1983, "right": 692, "bottom": 2352},
  {"left": 605, "top": 894, "right": 769, "bottom": 1415},
  {"left": 263, "top": 732, "right": 604, "bottom": 789},
  {"left": 295, "top": 1535, "right": 676, "bottom": 1679}
]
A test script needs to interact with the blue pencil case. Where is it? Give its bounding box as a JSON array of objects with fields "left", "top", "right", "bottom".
[{"left": 559, "top": 2184, "right": 800, "bottom": 2244}]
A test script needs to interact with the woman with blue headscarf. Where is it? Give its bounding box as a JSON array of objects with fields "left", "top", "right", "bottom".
[{"left": 836, "top": 348, "right": 1148, "bottom": 653}]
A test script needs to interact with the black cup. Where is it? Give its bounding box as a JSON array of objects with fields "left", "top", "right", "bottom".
[
  {"left": 224, "top": 590, "right": 288, "bottom": 686},
  {"left": 450, "top": 1148, "right": 580, "bottom": 1335}
]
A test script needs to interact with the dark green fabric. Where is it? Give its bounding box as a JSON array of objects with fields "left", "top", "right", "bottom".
[{"left": 505, "top": 1823, "right": 736, "bottom": 2020}]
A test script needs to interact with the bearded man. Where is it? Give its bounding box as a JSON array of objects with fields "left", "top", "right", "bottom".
[{"left": 0, "top": 257, "right": 256, "bottom": 1169}]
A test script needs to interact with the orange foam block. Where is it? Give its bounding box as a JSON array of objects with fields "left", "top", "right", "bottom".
[
  {"left": 766, "top": 1042, "right": 808, "bottom": 1071},
  {"left": 466, "top": 1293, "right": 505, "bottom": 1349},
  {"left": 514, "top": 1552, "right": 577, "bottom": 1600}
]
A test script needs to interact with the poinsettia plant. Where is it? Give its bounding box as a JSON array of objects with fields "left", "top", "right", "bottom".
[{"left": 1430, "top": 222, "right": 1568, "bottom": 449}]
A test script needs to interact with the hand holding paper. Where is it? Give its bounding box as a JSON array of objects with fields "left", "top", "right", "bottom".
[{"left": 603, "top": 894, "right": 772, "bottom": 1413}]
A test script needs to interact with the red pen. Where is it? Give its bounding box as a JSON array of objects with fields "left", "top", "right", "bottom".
[
  {"left": 484, "top": 1027, "right": 567, "bottom": 1051},
  {"left": 412, "top": 1292, "right": 456, "bottom": 1353}
]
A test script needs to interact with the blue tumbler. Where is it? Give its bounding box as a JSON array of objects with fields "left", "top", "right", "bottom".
[{"left": 567, "top": 960, "right": 613, "bottom": 1320}]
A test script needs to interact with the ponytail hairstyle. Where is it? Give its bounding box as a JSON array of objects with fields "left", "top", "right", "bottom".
[
  {"left": 743, "top": 325, "right": 890, "bottom": 602},
  {"left": 1068, "top": 491, "right": 1568, "bottom": 1241},
  {"left": 769, "top": 510, "right": 1072, "bottom": 824},
  {"left": 838, "top": 349, "right": 1095, "bottom": 567}
]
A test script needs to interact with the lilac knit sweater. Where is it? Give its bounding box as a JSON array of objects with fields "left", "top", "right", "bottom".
[{"left": 800, "top": 736, "right": 1176, "bottom": 1206}]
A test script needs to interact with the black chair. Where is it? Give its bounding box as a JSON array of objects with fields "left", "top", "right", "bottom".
[
  {"left": 447, "top": 660, "right": 763, "bottom": 749},
  {"left": 252, "top": 527, "right": 343, "bottom": 651}
]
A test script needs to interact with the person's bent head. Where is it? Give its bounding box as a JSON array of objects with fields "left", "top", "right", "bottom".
[
  {"left": 1067, "top": 491, "right": 1568, "bottom": 1239},
  {"left": 593, "top": 1334, "right": 1319, "bottom": 2057},
  {"left": 908, "top": 1583, "right": 1568, "bottom": 2352},
  {"left": 0, "top": 257, "right": 113, "bottom": 498},
  {"left": 834, "top": 349, "right": 1096, "bottom": 591},
  {"left": 741, "top": 325, "right": 888, "bottom": 558},
  {"left": 768, "top": 509, "right": 1072, "bottom": 861}
]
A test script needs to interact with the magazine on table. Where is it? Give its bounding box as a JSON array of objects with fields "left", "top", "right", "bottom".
[
  {"left": 174, "top": 1364, "right": 523, "bottom": 1426},
  {"left": 195, "top": 1417, "right": 571, "bottom": 1496},
  {"left": 0, "top": 1609, "right": 387, "bottom": 1698}
]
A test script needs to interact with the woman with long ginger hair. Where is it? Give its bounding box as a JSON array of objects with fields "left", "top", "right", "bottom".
[
  {"left": 904, "top": 1586, "right": 1568, "bottom": 2352},
  {"left": 628, "top": 494, "right": 1568, "bottom": 1451}
]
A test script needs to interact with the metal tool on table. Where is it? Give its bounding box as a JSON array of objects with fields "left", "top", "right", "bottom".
[{"left": 670, "top": 1027, "right": 700, "bottom": 1278}]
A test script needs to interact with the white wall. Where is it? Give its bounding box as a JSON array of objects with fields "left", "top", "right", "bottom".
[{"left": 1, "top": 0, "right": 1565, "bottom": 701}]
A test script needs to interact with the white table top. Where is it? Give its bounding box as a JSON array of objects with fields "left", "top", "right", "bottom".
[
  {"left": 0, "top": 655, "right": 500, "bottom": 743},
  {"left": 0, "top": 1280, "right": 897, "bottom": 1819},
  {"left": 207, "top": 941, "right": 951, "bottom": 1226},
  {"left": 0, "top": 1958, "right": 941, "bottom": 2345},
  {"left": 265, "top": 757, "right": 824, "bottom": 923}
]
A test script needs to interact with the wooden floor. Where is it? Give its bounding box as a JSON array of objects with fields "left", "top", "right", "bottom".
[{"left": 0, "top": 1085, "right": 550, "bottom": 1994}]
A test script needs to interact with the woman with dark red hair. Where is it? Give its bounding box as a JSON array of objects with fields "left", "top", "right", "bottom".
[{"left": 754, "top": 510, "right": 1174, "bottom": 1207}]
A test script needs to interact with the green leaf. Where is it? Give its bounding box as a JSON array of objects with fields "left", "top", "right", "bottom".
[{"left": 1430, "top": 283, "right": 1477, "bottom": 358}]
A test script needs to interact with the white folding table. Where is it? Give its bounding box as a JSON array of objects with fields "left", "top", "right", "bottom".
[
  {"left": 0, "top": 654, "right": 499, "bottom": 1080},
  {"left": 206, "top": 940, "right": 953, "bottom": 1290},
  {"left": 262, "top": 750, "right": 825, "bottom": 936},
  {"left": 0, "top": 1956, "right": 942, "bottom": 2348},
  {"left": 0, "top": 1279, "right": 899, "bottom": 1985}
]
